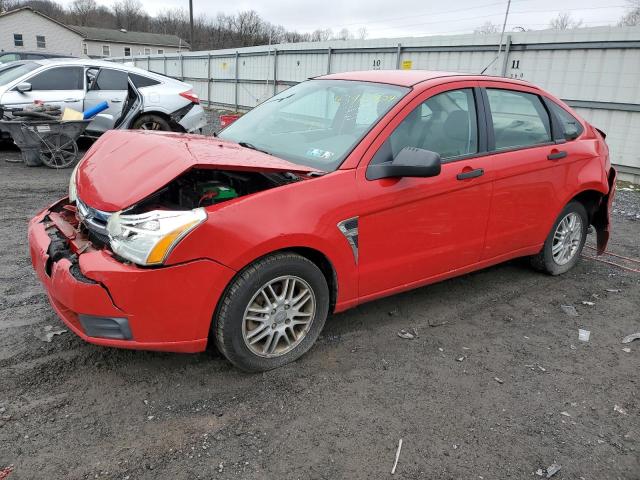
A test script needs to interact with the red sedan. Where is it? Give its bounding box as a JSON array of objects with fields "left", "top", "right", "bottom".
[{"left": 28, "top": 70, "right": 616, "bottom": 371}]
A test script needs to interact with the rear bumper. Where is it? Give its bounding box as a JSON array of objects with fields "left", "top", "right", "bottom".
[
  {"left": 28, "top": 199, "right": 236, "bottom": 353},
  {"left": 594, "top": 167, "right": 617, "bottom": 255},
  {"left": 178, "top": 104, "right": 207, "bottom": 132}
]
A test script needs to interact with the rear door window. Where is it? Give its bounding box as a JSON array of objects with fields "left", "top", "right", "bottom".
[
  {"left": 93, "top": 68, "right": 128, "bottom": 90},
  {"left": 27, "top": 66, "right": 84, "bottom": 90},
  {"left": 486, "top": 89, "right": 551, "bottom": 150},
  {"left": 548, "top": 101, "right": 583, "bottom": 140}
]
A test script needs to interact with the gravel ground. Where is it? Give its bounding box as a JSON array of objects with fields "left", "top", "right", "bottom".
[{"left": 0, "top": 140, "right": 639, "bottom": 480}]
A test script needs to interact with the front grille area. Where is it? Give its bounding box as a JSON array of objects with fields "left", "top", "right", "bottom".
[{"left": 76, "top": 198, "right": 112, "bottom": 247}]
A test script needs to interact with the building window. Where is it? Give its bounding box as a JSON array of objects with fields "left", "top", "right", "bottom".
[
  {"left": 124, "top": 47, "right": 131, "bottom": 56},
  {"left": 82, "top": 43, "right": 88, "bottom": 55},
  {"left": 36, "top": 35, "right": 46, "bottom": 48},
  {"left": 102, "top": 45, "right": 110, "bottom": 57},
  {"left": 13, "top": 34, "right": 23, "bottom": 47},
  {"left": 144, "top": 47, "right": 151, "bottom": 55},
  {"left": 157, "top": 49, "right": 164, "bottom": 54}
]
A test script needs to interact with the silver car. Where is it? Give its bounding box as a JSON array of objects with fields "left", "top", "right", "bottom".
[{"left": 0, "top": 59, "right": 206, "bottom": 134}]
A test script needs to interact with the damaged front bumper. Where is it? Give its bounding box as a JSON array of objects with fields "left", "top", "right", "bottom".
[{"left": 28, "top": 198, "right": 236, "bottom": 353}]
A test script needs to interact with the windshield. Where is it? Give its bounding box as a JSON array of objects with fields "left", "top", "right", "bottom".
[
  {"left": 0, "top": 62, "right": 39, "bottom": 87},
  {"left": 219, "top": 80, "right": 409, "bottom": 171}
]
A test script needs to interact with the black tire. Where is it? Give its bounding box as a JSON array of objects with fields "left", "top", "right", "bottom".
[
  {"left": 131, "top": 114, "right": 171, "bottom": 131},
  {"left": 531, "top": 201, "right": 588, "bottom": 275},
  {"left": 214, "top": 252, "right": 330, "bottom": 372}
]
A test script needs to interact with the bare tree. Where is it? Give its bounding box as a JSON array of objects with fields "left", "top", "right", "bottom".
[
  {"left": 357, "top": 26, "right": 368, "bottom": 40},
  {"left": 335, "top": 28, "right": 352, "bottom": 40},
  {"left": 112, "top": 0, "right": 147, "bottom": 31},
  {"left": 619, "top": 0, "right": 640, "bottom": 25},
  {"left": 310, "top": 28, "right": 332, "bottom": 42},
  {"left": 474, "top": 21, "right": 499, "bottom": 34},
  {"left": 69, "top": 0, "right": 97, "bottom": 26},
  {"left": 548, "top": 12, "right": 583, "bottom": 30}
]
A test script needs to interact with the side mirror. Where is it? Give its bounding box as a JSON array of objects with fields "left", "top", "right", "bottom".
[
  {"left": 367, "top": 147, "right": 442, "bottom": 180},
  {"left": 16, "top": 82, "right": 32, "bottom": 93}
]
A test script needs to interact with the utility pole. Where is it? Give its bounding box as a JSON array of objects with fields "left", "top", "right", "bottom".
[
  {"left": 480, "top": 0, "right": 512, "bottom": 74},
  {"left": 189, "top": 0, "right": 194, "bottom": 48}
]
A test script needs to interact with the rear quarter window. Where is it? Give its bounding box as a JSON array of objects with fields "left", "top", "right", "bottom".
[
  {"left": 130, "top": 73, "right": 160, "bottom": 88},
  {"left": 548, "top": 101, "right": 583, "bottom": 140}
]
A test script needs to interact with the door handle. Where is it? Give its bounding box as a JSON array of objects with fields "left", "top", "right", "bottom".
[
  {"left": 547, "top": 150, "right": 567, "bottom": 160},
  {"left": 457, "top": 168, "right": 484, "bottom": 180},
  {"left": 110, "top": 98, "right": 122, "bottom": 103},
  {"left": 63, "top": 98, "right": 80, "bottom": 102}
]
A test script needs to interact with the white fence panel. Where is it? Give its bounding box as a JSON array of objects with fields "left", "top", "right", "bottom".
[{"left": 109, "top": 26, "right": 640, "bottom": 179}]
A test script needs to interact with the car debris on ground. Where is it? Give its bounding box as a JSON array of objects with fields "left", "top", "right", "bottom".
[
  {"left": 621, "top": 333, "right": 640, "bottom": 344},
  {"left": 34, "top": 325, "right": 67, "bottom": 342},
  {"left": 614, "top": 405, "right": 628, "bottom": 415},
  {"left": 536, "top": 463, "right": 562, "bottom": 478},
  {"left": 397, "top": 328, "right": 418, "bottom": 340},
  {"left": 391, "top": 438, "right": 403, "bottom": 475},
  {"left": 561, "top": 305, "right": 579, "bottom": 316},
  {"left": 578, "top": 329, "right": 591, "bottom": 342}
]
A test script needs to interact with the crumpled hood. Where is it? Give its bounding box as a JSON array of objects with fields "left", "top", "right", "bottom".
[{"left": 76, "top": 130, "right": 316, "bottom": 212}]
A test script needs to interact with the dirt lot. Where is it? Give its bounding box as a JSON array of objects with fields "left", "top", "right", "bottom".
[{"left": 0, "top": 143, "right": 639, "bottom": 480}]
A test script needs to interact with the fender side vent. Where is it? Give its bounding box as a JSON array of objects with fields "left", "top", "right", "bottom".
[{"left": 337, "top": 217, "right": 359, "bottom": 263}]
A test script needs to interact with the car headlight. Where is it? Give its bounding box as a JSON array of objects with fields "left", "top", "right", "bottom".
[
  {"left": 106, "top": 208, "right": 207, "bottom": 266},
  {"left": 69, "top": 162, "right": 80, "bottom": 202}
]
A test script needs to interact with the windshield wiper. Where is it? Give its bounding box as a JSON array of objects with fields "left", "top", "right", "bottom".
[{"left": 237, "top": 141, "right": 272, "bottom": 156}]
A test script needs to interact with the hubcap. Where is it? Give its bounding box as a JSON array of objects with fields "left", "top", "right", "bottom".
[
  {"left": 242, "top": 275, "right": 316, "bottom": 358},
  {"left": 552, "top": 212, "right": 583, "bottom": 265}
]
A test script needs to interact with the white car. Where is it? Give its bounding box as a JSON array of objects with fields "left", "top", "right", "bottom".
[{"left": 0, "top": 58, "right": 206, "bottom": 134}]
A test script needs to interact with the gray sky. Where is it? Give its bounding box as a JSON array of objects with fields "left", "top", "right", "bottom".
[{"left": 57, "top": 0, "right": 629, "bottom": 37}]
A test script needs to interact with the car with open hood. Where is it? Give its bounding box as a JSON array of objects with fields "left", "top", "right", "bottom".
[{"left": 28, "top": 70, "right": 616, "bottom": 371}]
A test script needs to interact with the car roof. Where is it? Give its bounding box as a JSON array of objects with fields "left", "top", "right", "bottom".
[
  {"left": 0, "top": 51, "right": 69, "bottom": 56},
  {"left": 316, "top": 70, "right": 535, "bottom": 89},
  {"left": 25, "top": 58, "right": 181, "bottom": 83}
]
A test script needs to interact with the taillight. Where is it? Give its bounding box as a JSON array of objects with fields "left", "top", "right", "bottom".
[{"left": 179, "top": 90, "right": 200, "bottom": 104}]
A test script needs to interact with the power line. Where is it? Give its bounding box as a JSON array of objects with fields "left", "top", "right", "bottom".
[{"left": 362, "top": 4, "right": 626, "bottom": 34}]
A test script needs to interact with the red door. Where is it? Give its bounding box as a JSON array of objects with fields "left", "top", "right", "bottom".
[
  {"left": 478, "top": 83, "right": 584, "bottom": 260},
  {"left": 355, "top": 83, "right": 494, "bottom": 301}
]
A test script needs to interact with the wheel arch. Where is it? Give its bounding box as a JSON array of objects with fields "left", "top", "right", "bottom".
[
  {"left": 130, "top": 110, "right": 185, "bottom": 132},
  {"left": 208, "top": 246, "right": 339, "bottom": 351},
  {"left": 214, "top": 246, "right": 339, "bottom": 322},
  {"left": 569, "top": 189, "right": 605, "bottom": 224}
]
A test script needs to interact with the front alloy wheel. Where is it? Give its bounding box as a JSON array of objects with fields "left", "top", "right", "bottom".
[
  {"left": 242, "top": 276, "right": 316, "bottom": 358},
  {"left": 214, "top": 253, "right": 329, "bottom": 371}
]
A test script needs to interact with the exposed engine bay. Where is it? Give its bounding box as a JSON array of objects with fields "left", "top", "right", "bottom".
[{"left": 127, "top": 168, "right": 301, "bottom": 213}]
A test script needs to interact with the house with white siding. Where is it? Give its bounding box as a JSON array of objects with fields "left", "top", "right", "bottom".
[{"left": 0, "top": 7, "right": 189, "bottom": 59}]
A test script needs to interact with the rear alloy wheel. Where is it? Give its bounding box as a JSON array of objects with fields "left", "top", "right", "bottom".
[
  {"left": 132, "top": 114, "right": 171, "bottom": 131},
  {"left": 214, "top": 253, "right": 329, "bottom": 371},
  {"left": 531, "top": 201, "right": 588, "bottom": 275}
]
